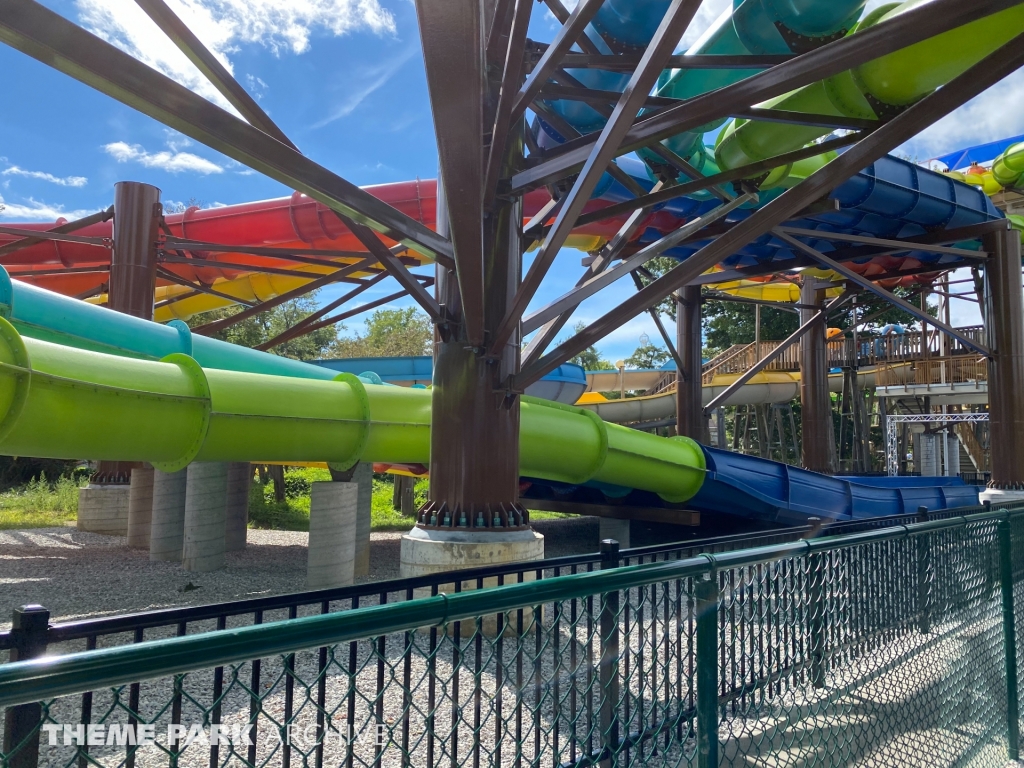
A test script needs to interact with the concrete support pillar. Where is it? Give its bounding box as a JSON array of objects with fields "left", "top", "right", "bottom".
[
  {"left": 946, "top": 432, "right": 959, "bottom": 477},
  {"left": 352, "top": 463, "right": 373, "bottom": 577},
  {"left": 224, "top": 462, "right": 250, "bottom": 552},
  {"left": 599, "top": 518, "right": 631, "bottom": 549},
  {"left": 76, "top": 485, "right": 130, "bottom": 535},
  {"left": 984, "top": 228, "right": 1024, "bottom": 490},
  {"left": 916, "top": 433, "right": 939, "bottom": 477},
  {"left": 126, "top": 467, "right": 155, "bottom": 548},
  {"left": 183, "top": 462, "right": 228, "bottom": 572},
  {"left": 307, "top": 482, "right": 357, "bottom": 589},
  {"left": 799, "top": 278, "right": 835, "bottom": 474},
  {"left": 676, "top": 285, "right": 705, "bottom": 442},
  {"left": 150, "top": 469, "right": 187, "bottom": 562}
]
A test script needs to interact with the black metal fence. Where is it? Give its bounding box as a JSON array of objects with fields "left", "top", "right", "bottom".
[{"left": 1, "top": 505, "right": 1022, "bottom": 768}]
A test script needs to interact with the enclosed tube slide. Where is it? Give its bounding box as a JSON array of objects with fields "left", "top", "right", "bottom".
[{"left": 0, "top": 319, "right": 706, "bottom": 505}]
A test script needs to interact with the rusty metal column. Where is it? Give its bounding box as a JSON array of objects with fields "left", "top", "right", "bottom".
[
  {"left": 800, "top": 277, "right": 835, "bottom": 474},
  {"left": 676, "top": 286, "right": 704, "bottom": 441},
  {"left": 984, "top": 228, "right": 1024, "bottom": 489},
  {"left": 419, "top": 181, "right": 526, "bottom": 530},
  {"left": 109, "top": 181, "right": 161, "bottom": 319},
  {"left": 93, "top": 181, "right": 161, "bottom": 484}
]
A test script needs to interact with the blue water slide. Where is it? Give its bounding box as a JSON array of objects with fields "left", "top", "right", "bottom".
[{"left": 687, "top": 447, "right": 980, "bottom": 525}]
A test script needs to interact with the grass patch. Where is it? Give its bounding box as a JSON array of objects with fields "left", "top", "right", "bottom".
[{"left": 0, "top": 474, "right": 86, "bottom": 530}]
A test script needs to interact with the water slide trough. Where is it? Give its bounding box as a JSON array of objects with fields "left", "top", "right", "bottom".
[{"left": 0, "top": 272, "right": 979, "bottom": 526}]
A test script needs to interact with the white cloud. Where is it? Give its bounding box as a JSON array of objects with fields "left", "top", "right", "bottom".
[
  {"left": 313, "top": 46, "right": 417, "bottom": 128},
  {"left": 0, "top": 195, "right": 94, "bottom": 222},
  {"left": 899, "top": 69, "right": 1024, "bottom": 161},
  {"left": 2, "top": 166, "right": 88, "bottom": 187},
  {"left": 103, "top": 141, "right": 224, "bottom": 174},
  {"left": 75, "top": 0, "right": 397, "bottom": 111}
]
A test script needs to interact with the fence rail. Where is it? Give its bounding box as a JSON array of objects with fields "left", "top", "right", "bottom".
[{"left": 1, "top": 506, "right": 1022, "bottom": 768}]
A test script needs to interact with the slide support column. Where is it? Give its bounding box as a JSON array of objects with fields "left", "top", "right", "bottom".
[
  {"left": 983, "top": 229, "right": 1024, "bottom": 499},
  {"left": 800, "top": 278, "right": 835, "bottom": 474},
  {"left": 676, "top": 286, "right": 704, "bottom": 441}
]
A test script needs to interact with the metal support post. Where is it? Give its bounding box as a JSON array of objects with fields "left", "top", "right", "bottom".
[
  {"left": 916, "top": 506, "right": 932, "bottom": 634},
  {"left": 109, "top": 181, "right": 161, "bottom": 320},
  {"left": 800, "top": 278, "right": 834, "bottom": 473},
  {"left": 984, "top": 229, "right": 1024, "bottom": 489},
  {"left": 2, "top": 605, "right": 50, "bottom": 768},
  {"left": 676, "top": 285, "right": 704, "bottom": 441},
  {"left": 695, "top": 575, "right": 719, "bottom": 768},
  {"left": 599, "top": 539, "right": 621, "bottom": 768},
  {"left": 997, "top": 516, "right": 1020, "bottom": 760}
]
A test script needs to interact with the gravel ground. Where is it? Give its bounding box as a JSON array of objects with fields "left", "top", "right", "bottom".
[{"left": 0, "top": 517, "right": 704, "bottom": 629}]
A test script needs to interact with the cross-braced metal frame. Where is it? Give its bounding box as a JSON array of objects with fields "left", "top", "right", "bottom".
[
  {"left": 1, "top": 0, "right": 1023, "bottom": 518},
  {"left": 885, "top": 412, "right": 990, "bottom": 477}
]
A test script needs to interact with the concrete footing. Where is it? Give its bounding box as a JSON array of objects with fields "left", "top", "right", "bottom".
[
  {"left": 225, "top": 462, "right": 250, "bottom": 552},
  {"left": 183, "top": 462, "right": 228, "bottom": 573},
  {"left": 307, "top": 482, "right": 357, "bottom": 589},
  {"left": 77, "top": 485, "right": 130, "bottom": 535},
  {"left": 979, "top": 488, "right": 1024, "bottom": 505},
  {"left": 150, "top": 469, "right": 188, "bottom": 562},
  {"left": 599, "top": 518, "right": 631, "bottom": 549},
  {"left": 352, "top": 464, "right": 372, "bottom": 577},
  {"left": 126, "top": 467, "right": 155, "bottom": 548},
  {"left": 400, "top": 527, "right": 545, "bottom": 635}
]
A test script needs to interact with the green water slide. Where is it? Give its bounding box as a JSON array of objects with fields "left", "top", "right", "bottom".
[
  {"left": 0, "top": 319, "right": 706, "bottom": 504},
  {"left": 715, "top": 0, "right": 1024, "bottom": 177}
]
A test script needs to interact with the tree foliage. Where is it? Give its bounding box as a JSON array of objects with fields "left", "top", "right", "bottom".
[
  {"left": 186, "top": 293, "right": 339, "bottom": 361},
  {"left": 329, "top": 307, "right": 432, "bottom": 358},
  {"left": 625, "top": 343, "right": 670, "bottom": 369}
]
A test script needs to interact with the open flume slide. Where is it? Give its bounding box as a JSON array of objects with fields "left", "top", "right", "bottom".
[{"left": 0, "top": 274, "right": 979, "bottom": 525}]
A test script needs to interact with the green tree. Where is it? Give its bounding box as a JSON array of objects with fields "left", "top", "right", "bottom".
[
  {"left": 329, "top": 307, "right": 433, "bottom": 358},
  {"left": 557, "top": 321, "right": 613, "bottom": 371},
  {"left": 187, "top": 293, "right": 339, "bottom": 361},
  {"left": 625, "top": 342, "right": 670, "bottom": 369}
]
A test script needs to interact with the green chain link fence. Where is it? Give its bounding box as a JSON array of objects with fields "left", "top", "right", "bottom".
[{"left": 1, "top": 509, "right": 1022, "bottom": 768}]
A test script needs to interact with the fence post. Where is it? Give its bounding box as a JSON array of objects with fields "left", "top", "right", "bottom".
[
  {"left": 998, "top": 517, "right": 1020, "bottom": 761},
  {"left": 599, "top": 539, "right": 620, "bottom": 768},
  {"left": 916, "top": 506, "right": 932, "bottom": 635},
  {"left": 695, "top": 574, "right": 719, "bottom": 768},
  {"left": 2, "top": 605, "right": 50, "bottom": 768}
]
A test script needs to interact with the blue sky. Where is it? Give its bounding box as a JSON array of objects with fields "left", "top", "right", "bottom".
[{"left": 1, "top": 0, "right": 1022, "bottom": 359}]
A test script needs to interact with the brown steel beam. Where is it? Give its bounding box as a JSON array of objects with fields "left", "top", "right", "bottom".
[
  {"left": 485, "top": 0, "right": 517, "bottom": 69},
  {"left": 255, "top": 272, "right": 392, "bottom": 350},
  {"left": 0, "top": 206, "right": 113, "bottom": 258},
  {"left": 157, "top": 255, "right": 367, "bottom": 282},
  {"left": 984, "top": 228, "right": 1024, "bottom": 488},
  {"left": 538, "top": 83, "right": 881, "bottom": 132},
  {"left": 258, "top": 289, "right": 410, "bottom": 348},
  {"left": 484, "top": 0, "right": 533, "bottom": 209},
  {"left": 155, "top": 266, "right": 257, "bottom": 307},
  {"left": 675, "top": 285, "right": 703, "bottom": 440},
  {"left": 775, "top": 225, "right": 988, "bottom": 260},
  {"left": 703, "top": 289, "right": 852, "bottom": 414},
  {"left": 799, "top": 279, "right": 835, "bottom": 474},
  {"left": 338, "top": 214, "right": 443, "bottom": 324},
  {"left": 774, "top": 230, "right": 991, "bottom": 356},
  {"left": 7, "top": 266, "right": 109, "bottom": 278},
  {"left": 550, "top": 53, "right": 796, "bottom": 71},
  {"left": 631, "top": 270, "right": 683, "bottom": 373},
  {"left": 512, "top": 29, "right": 1024, "bottom": 390},
  {"left": 0, "top": 225, "right": 109, "bottom": 247},
  {"left": 416, "top": 0, "right": 485, "bottom": 344},
  {"left": 531, "top": 133, "right": 860, "bottom": 233},
  {"left": 493, "top": 0, "right": 703, "bottom": 355},
  {"left": 109, "top": 181, "right": 161, "bottom": 320},
  {"left": 538, "top": 0, "right": 603, "bottom": 55},
  {"left": 133, "top": 0, "right": 294, "bottom": 149},
  {"left": 511, "top": 0, "right": 1022, "bottom": 192},
  {"left": 511, "top": 0, "right": 605, "bottom": 124},
  {"left": 0, "top": 0, "right": 452, "bottom": 262},
  {"left": 190, "top": 257, "right": 376, "bottom": 335},
  {"left": 161, "top": 237, "right": 379, "bottom": 265}
]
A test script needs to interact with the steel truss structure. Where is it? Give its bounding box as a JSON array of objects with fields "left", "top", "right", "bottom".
[
  {"left": 1, "top": 0, "right": 1023, "bottom": 517},
  {"left": 885, "top": 412, "right": 990, "bottom": 477}
]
